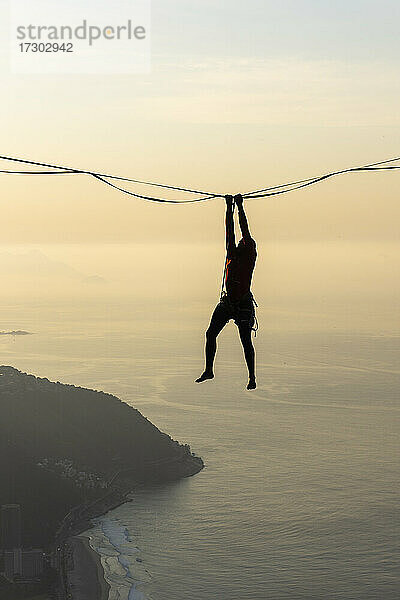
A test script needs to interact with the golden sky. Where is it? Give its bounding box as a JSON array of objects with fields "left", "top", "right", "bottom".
[{"left": 1, "top": 1, "right": 400, "bottom": 244}]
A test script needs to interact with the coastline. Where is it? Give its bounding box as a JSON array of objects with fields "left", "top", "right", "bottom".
[
  {"left": 58, "top": 454, "right": 203, "bottom": 599},
  {"left": 67, "top": 535, "right": 110, "bottom": 600}
]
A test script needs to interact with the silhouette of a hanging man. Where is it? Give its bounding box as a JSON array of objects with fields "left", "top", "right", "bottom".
[{"left": 196, "top": 194, "right": 257, "bottom": 390}]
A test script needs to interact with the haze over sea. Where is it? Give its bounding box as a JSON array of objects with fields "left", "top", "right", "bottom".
[{"left": 1, "top": 242, "right": 399, "bottom": 599}]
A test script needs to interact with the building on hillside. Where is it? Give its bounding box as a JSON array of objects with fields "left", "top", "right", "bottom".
[
  {"left": 21, "top": 549, "right": 45, "bottom": 579},
  {"left": 4, "top": 548, "right": 22, "bottom": 579},
  {"left": 3, "top": 548, "right": 44, "bottom": 581},
  {"left": 0, "top": 504, "right": 22, "bottom": 551},
  {"left": 1, "top": 504, "right": 44, "bottom": 581}
]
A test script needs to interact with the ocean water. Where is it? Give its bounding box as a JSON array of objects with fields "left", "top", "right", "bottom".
[
  {"left": 1, "top": 243, "right": 399, "bottom": 600},
  {"left": 83, "top": 329, "right": 399, "bottom": 600}
]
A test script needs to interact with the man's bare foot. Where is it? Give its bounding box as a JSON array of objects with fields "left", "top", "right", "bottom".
[
  {"left": 247, "top": 378, "right": 256, "bottom": 390},
  {"left": 196, "top": 371, "right": 214, "bottom": 383}
]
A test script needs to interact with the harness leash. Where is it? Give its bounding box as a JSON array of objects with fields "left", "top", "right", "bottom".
[
  {"left": 250, "top": 293, "right": 259, "bottom": 337},
  {"left": 220, "top": 255, "right": 229, "bottom": 301}
]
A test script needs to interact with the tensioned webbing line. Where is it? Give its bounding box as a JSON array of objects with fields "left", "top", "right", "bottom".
[
  {"left": 0, "top": 154, "right": 399, "bottom": 203},
  {"left": 0, "top": 154, "right": 220, "bottom": 203},
  {"left": 242, "top": 156, "right": 400, "bottom": 198},
  {"left": 0, "top": 154, "right": 216, "bottom": 194}
]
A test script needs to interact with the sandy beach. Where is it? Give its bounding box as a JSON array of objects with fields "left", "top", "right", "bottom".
[{"left": 67, "top": 536, "right": 110, "bottom": 600}]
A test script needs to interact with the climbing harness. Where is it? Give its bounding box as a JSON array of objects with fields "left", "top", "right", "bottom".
[{"left": 250, "top": 293, "right": 259, "bottom": 337}]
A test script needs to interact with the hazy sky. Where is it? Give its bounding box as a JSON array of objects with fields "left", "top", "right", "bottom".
[{"left": 1, "top": 0, "right": 400, "bottom": 243}]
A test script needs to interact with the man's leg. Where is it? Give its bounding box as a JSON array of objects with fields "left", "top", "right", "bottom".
[
  {"left": 196, "top": 303, "right": 229, "bottom": 383},
  {"left": 238, "top": 324, "right": 256, "bottom": 389}
]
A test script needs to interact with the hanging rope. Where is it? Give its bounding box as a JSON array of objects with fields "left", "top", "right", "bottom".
[{"left": 0, "top": 153, "right": 399, "bottom": 204}]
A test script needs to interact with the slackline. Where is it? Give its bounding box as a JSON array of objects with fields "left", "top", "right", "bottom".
[{"left": 0, "top": 153, "right": 399, "bottom": 204}]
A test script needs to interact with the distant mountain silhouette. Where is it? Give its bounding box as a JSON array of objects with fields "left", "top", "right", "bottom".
[{"left": 0, "top": 249, "right": 106, "bottom": 284}]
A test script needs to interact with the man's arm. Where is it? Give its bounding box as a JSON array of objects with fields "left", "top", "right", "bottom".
[
  {"left": 225, "top": 195, "right": 236, "bottom": 256},
  {"left": 235, "top": 194, "right": 252, "bottom": 241}
]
